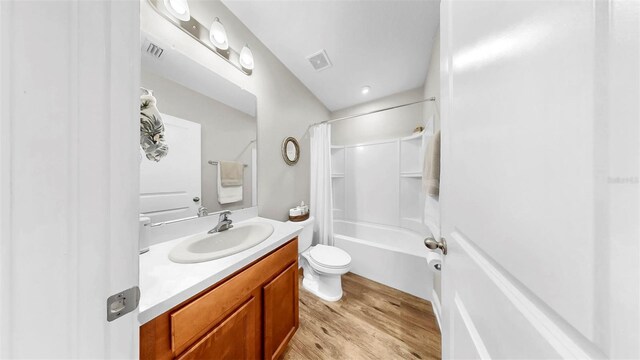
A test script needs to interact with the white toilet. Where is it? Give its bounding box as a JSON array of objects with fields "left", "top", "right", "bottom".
[{"left": 288, "top": 216, "right": 351, "bottom": 301}]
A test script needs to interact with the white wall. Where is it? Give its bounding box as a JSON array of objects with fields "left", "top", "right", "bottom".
[
  {"left": 423, "top": 29, "right": 441, "bottom": 132},
  {"left": 141, "top": 70, "right": 256, "bottom": 213},
  {"left": 141, "top": 0, "right": 330, "bottom": 221},
  {"left": 331, "top": 88, "right": 425, "bottom": 145}
]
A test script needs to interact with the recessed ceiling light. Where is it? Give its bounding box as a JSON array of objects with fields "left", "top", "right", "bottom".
[
  {"left": 361, "top": 86, "right": 371, "bottom": 95},
  {"left": 164, "top": 0, "right": 190, "bottom": 21}
]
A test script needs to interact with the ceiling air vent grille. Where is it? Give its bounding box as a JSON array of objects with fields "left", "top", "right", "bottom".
[
  {"left": 306, "top": 50, "right": 332, "bottom": 72},
  {"left": 145, "top": 42, "right": 164, "bottom": 59}
]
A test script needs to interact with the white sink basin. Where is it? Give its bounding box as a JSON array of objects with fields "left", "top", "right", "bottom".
[{"left": 169, "top": 222, "right": 275, "bottom": 264}]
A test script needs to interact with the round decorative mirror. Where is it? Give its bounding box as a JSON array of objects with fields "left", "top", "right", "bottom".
[{"left": 282, "top": 137, "right": 300, "bottom": 165}]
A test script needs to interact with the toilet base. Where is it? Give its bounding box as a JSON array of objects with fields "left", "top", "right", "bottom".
[
  {"left": 302, "top": 273, "right": 344, "bottom": 302},
  {"left": 301, "top": 259, "right": 345, "bottom": 302}
]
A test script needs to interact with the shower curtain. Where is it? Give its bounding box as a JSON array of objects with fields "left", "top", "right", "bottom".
[{"left": 310, "top": 123, "right": 334, "bottom": 246}]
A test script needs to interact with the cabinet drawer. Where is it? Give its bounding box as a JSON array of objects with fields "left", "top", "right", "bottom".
[
  {"left": 170, "top": 240, "right": 297, "bottom": 355},
  {"left": 177, "top": 297, "right": 259, "bottom": 360}
]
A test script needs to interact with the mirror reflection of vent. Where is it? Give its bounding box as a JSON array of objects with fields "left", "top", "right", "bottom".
[
  {"left": 146, "top": 42, "right": 164, "bottom": 58},
  {"left": 306, "top": 50, "right": 332, "bottom": 72}
]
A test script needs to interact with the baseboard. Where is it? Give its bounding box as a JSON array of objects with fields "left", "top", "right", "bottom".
[{"left": 431, "top": 289, "right": 442, "bottom": 333}]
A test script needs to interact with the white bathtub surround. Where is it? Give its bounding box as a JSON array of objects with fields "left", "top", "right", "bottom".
[
  {"left": 333, "top": 220, "right": 432, "bottom": 300},
  {"left": 310, "top": 123, "right": 334, "bottom": 245},
  {"left": 330, "top": 133, "right": 433, "bottom": 299},
  {"left": 332, "top": 134, "right": 430, "bottom": 235},
  {"left": 139, "top": 216, "right": 302, "bottom": 324}
]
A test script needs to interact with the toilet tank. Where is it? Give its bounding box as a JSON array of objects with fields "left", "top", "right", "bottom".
[{"left": 288, "top": 216, "right": 315, "bottom": 253}]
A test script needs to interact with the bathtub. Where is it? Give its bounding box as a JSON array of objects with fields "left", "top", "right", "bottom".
[{"left": 333, "top": 220, "right": 433, "bottom": 300}]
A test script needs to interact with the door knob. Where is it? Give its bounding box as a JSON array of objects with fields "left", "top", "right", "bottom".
[{"left": 424, "top": 237, "right": 447, "bottom": 255}]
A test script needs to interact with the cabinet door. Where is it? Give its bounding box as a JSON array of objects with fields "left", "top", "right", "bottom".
[
  {"left": 177, "top": 297, "right": 259, "bottom": 360},
  {"left": 263, "top": 263, "right": 299, "bottom": 360}
]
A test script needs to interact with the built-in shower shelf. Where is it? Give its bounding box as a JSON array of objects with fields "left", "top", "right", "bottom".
[
  {"left": 400, "top": 172, "right": 422, "bottom": 178},
  {"left": 401, "top": 131, "right": 424, "bottom": 141}
]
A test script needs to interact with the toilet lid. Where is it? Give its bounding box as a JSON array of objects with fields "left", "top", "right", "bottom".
[{"left": 310, "top": 245, "right": 351, "bottom": 268}]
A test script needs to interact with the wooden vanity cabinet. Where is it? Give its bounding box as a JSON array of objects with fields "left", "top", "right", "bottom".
[
  {"left": 263, "top": 263, "right": 299, "bottom": 360},
  {"left": 141, "top": 238, "right": 299, "bottom": 360}
]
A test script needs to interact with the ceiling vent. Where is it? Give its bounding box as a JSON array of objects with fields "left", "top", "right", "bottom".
[
  {"left": 144, "top": 41, "right": 164, "bottom": 59},
  {"left": 306, "top": 50, "right": 332, "bottom": 72}
]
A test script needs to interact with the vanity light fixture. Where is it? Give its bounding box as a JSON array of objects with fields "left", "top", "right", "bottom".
[
  {"left": 361, "top": 86, "right": 371, "bottom": 95},
  {"left": 239, "top": 45, "right": 255, "bottom": 72},
  {"left": 147, "top": 0, "right": 254, "bottom": 76},
  {"left": 209, "top": 18, "right": 229, "bottom": 53},
  {"left": 163, "top": 0, "right": 190, "bottom": 21}
]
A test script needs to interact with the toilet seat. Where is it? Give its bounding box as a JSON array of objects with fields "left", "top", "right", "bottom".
[{"left": 308, "top": 245, "right": 351, "bottom": 271}]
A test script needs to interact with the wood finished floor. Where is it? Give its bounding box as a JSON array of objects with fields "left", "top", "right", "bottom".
[{"left": 282, "top": 272, "right": 441, "bottom": 360}]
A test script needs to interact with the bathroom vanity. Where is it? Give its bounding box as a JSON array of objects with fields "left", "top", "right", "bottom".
[
  {"left": 140, "top": 236, "right": 299, "bottom": 360},
  {"left": 138, "top": 212, "right": 303, "bottom": 360},
  {"left": 137, "top": 33, "right": 302, "bottom": 358}
]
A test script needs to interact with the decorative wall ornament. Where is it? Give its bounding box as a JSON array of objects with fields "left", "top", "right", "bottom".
[
  {"left": 140, "top": 89, "right": 169, "bottom": 161},
  {"left": 282, "top": 137, "right": 300, "bottom": 165}
]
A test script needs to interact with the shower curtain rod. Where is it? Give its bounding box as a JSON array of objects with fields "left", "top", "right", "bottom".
[{"left": 307, "top": 96, "right": 436, "bottom": 130}]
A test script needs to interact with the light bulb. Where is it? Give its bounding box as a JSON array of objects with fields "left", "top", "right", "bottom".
[
  {"left": 361, "top": 86, "right": 371, "bottom": 95},
  {"left": 163, "top": 0, "right": 190, "bottom": 21},
  {"left": 239, "top": 45, "right": 254, "bottom": 71},
  {"left": 209, "top": 18, "right": 229, "bottom": 51}
]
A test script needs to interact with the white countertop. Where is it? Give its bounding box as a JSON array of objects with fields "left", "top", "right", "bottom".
[{"left": 138, "top": 217, "right": 302, "bottom": 325}]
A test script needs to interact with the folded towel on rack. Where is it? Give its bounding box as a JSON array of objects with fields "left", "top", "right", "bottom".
[
  {"left": 217, "top": 164, "right": 243, "bottom": 204},
  {"left": 219, "top": 161, "right": 244, "bottom": 187},
  {"left": 422, "top": 130, "right": 441, "bottom": 196}
]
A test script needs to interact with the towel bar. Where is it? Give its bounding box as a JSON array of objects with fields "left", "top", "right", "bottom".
[{"left": 208, "top": 161, "right": 248, "bottom": 167}]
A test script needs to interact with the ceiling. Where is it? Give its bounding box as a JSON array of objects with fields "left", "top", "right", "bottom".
[{"left": 222, "top": 0, "right": 440, "bottom": 111}]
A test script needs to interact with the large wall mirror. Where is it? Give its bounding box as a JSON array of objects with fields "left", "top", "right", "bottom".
[{"left": 139, "top": 31, "right": 257, "bottom": 223}]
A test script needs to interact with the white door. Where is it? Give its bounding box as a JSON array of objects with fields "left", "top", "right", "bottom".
[
  {"left": 0, "top": 1, "right": 140, "bottom": 357},
  {"left": 439, "top": 0, "right": 639, "bottom": 358},
  {"left": 140, "top": 114, "right": 201, "bottom": 223}
]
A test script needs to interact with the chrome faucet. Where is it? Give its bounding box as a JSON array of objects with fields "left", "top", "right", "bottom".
[
  {"left": 208, "top": 211, "right": 233, "bottom": 234},
  {"left": 197, "top": 206, "right": 209, "bottom": 217}
]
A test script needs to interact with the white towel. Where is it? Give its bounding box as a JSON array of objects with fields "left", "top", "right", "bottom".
[
  {"left": 219, "top": 161, "right": 244, "bottom": 187},
  {"left": 424, "top": 195, "right": 440, "bottom": 240},
  {"left": 420, "top": 116, "right": 435, "bottom": 166},
  {"left": 422, "top": 130, "right": 441, "bottom": 196},
  {"left": 421, "top": 116, "right": 440, "bottom": 238},
  {"left": 217, "top": 165, "right": 243, "bottom": 204}
]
